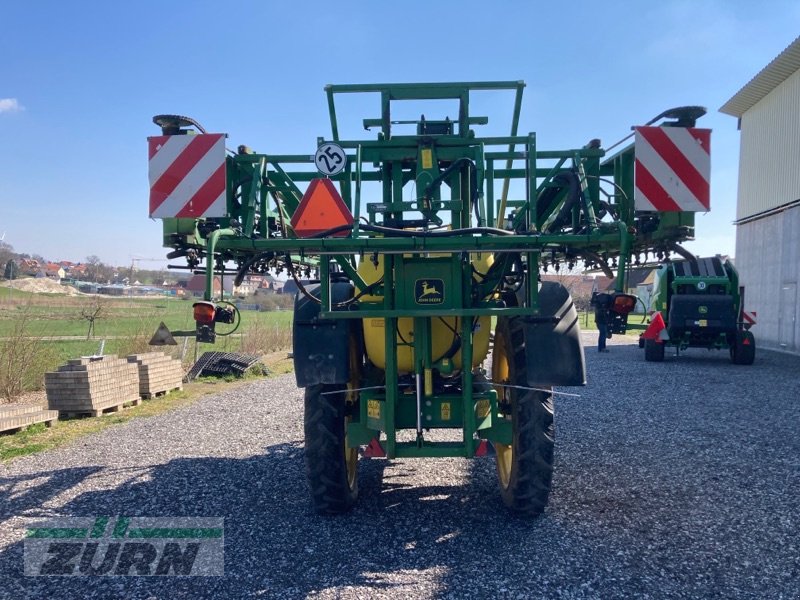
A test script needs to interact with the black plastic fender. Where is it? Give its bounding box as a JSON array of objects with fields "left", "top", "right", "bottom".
[
  {"left": 293, "top": 282, "right": 354, "bottom": 387},
  {"left": 523, "top": 281, "right": 586, "bottom": 386}
]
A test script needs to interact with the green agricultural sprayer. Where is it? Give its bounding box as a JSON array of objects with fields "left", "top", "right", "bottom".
[{"left": 148, "top": 81, "right": 709, "bottom": 515}]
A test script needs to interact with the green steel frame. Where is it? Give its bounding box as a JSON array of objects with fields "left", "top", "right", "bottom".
[{"left": 157, "top": 81, "right": 700, "bottom": 459}]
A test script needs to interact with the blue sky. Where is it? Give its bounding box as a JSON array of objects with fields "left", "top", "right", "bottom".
[{"left": 1, "top": 1, "right": 799, "bottom": 269}]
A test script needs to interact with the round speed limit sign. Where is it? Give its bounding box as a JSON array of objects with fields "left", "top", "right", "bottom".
[{"left": 315, "top": 142, "right": 347, "bottom": 176}]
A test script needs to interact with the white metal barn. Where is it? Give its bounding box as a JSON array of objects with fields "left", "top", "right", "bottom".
[{"left": 720, "top": 37, "right": 800, "bottom": 355}]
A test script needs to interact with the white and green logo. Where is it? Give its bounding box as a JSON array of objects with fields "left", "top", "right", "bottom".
[{"left": 24, "top": 516, "right": 224, "bottom": 576}]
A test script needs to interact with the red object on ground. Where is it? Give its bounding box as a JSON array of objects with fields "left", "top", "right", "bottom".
[
  {"left": 642, "top": 312, "right": 667, "bottom": 341},
  {"left": 363, "top": 437, "right": 386, "bottom": 458},
  {"left": 474, "top": 440, "right": 490, "bottom": 456}
]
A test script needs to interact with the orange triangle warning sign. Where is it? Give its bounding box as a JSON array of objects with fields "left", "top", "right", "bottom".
[
  {"left": 149, "top": 322, "right": 177, "bottom": 346},
  {"left": 290, "top": 178, "right": 353, "bottom": 238}
]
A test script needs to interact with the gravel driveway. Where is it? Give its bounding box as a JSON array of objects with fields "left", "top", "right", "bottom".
[{"left": 1, "top": 333, "right": 798, "bottom": 599}]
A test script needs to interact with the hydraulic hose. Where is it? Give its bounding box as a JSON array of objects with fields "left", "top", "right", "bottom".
[
  {"left": 537, "top": 170, "right": 582, "bottom": 233},
  {"left": 309, "top": 223, "right": 514, "bottom": 239},
  {"left": 234, "top": 251, "right": 275, "bottom": 287},
  {"left": 668, "top": 242, "right": 697, "bottom": 263},
  {"left": 422, "top": 158, "right": 480, "bottom": 226}
]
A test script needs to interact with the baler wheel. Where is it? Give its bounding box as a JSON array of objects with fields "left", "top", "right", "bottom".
[
  {"left": 304, "top": 383, "right": 359, "bottom": 514},
  {"left": 644, "top": 338, "right": 665, "bottom": 362},
  {"left": 730, "top": 330, "right": 756, "bottom": 365},
  {"left": 491, "top": 316, "right": 554, "bottom": 516}
]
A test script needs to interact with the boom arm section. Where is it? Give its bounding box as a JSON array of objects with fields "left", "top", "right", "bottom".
[{"left": 148, "top": 83, "right": 707, "bottom": 333}]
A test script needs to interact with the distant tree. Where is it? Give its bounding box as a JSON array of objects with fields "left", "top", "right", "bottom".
[
  {"left": 135, "top": 268, "right": 170, "bottom": 285},
  {"left": 85, "top": 255, "right": 102, "bottom": 282},
  {"left": 3, "top": 260, "right": 18, "bottom": 280},
  {"left": 80, "top": 297, "right": 105, "bottom": 339},
  {"left": 545, "top": 263, "right": 595, "bottom": 312},
  {"left": 0, "top": 241, "right": 15, "bottom": 271},
  {"left": 96, "top": 263, "right": 114, "bottom": 284}
]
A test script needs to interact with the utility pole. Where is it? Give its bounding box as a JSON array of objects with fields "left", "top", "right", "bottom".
[
  {"left": 129, "top": 256, "right": 164, "bottom": 286},
  {"left": 5, "top": 234, "right": 11, "bottom": 303}
]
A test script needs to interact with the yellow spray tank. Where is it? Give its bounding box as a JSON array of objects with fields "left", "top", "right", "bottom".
[{"left": 357, "top": 253, "right": 493, "bottom": 373}]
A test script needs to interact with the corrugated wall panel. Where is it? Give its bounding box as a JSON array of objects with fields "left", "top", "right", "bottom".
[
  {"left": 738, "top": 68, "right": 800, "bottom": 220},
  {"left": 735, "top": 206, "right": 800, "bottom": 354}
]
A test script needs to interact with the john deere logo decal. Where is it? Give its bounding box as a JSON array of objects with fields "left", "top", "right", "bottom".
[
  {"left": 698, "top": 305, "right": 708, "bottom": 314},
  {"left": 415, "top": 279, "right": 444, "bottom": 304}
]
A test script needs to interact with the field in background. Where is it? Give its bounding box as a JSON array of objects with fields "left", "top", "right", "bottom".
[
  {"left": 0, "top": 288, "right": 294, "bottom": 400},
  {"left": 0, "top": 285, "right": 648, "bottom": 400}
]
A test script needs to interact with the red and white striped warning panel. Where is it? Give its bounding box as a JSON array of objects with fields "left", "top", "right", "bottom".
[
  {"left": 148, "top": 133, "right": 227, "bottom": 219},
  {"left": 634, "top": 127, "right": 710, "bottom": 212},
  {"left": 742, "top": 310, "right": 757, "bottom": 326}
]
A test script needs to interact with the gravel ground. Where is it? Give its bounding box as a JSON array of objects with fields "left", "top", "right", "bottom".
[{"left": 0, "top": 332, "right": 798, "bottom": 599}]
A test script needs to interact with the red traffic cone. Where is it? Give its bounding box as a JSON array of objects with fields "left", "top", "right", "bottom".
[{"left": 642, "top": 312, "right": 667, "bottom": 342}]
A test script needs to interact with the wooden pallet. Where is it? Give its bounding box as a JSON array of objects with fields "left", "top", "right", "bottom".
[
  {"left": 127, "top": 352, "right": 184, "bottom": 398},
  {"left": 141, "top": 386, "right": 183, "bottom": 400},
  {"left": 0, "top": 406, "right": 59, "bottom": 434},
  {"left": 58, "top": 398, "right": 142, "bottom": 419}
]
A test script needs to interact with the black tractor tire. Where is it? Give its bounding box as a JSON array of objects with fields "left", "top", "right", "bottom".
[
  {"left": 730, "top": 330, "right": 756, "bottom": 365},
  {"left": 644, "top": 338, "right": 665, "bottom": 362},
  {"left": 638, "top": 335, "right": 645, "bottom": 349},
  {"left": 492, "top": 316, "right": 555, "bottom": 517},
  {"left": 304, "top": 383, "right": 359, "bottom": 514}
]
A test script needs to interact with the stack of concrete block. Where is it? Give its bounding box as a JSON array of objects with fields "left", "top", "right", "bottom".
[
  {"left": 0, "top": 404, "right": 58, "bottom": 433},
  {"left": 127, "top": 352, "right": 184, "bottom": 398},
  {"left": 45, "top": 355, "right": 140, "bottom": 417}
]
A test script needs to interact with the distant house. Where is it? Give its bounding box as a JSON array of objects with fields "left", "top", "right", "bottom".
[
  {"left": 252, "top": 274, "right": 282, "bottom": 295},
  {"left": 43, "top": 263, "right": 66, "bottom": 281},
  {"left": 622, "top": 268, "right": 654, "bottom": 313},
  {"left": 19, "top": 258, "right": 40, "bottom": 276},
  {"left": 185, "top": 274, "right": 233, "bottom": 297},
  {"left": 234, "top": 275, "right": 264, "bottom": 297},
  {"left": 593, "top": 276, "right": 615, "bottom": 293},
  {"left": 70, "top": 264, "right": 88, "bottom": 278},
  {"left": 595, "top": 268, "right": 656, "bottom": 313}
]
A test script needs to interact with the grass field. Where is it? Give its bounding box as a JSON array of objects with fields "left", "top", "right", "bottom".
[
  {"left": 0, "top": 292, "right": 292, "bottom": 338},
  {"left": 0, "top": 288, "right": 294, "bottom": 399},
  {"left": 0, "top": 284, "right": 648, "bottom": 399}
]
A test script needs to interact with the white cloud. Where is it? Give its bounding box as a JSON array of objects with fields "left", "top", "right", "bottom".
[{"left": 0, "top": 98, "right": 24, "bottom": 114}]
